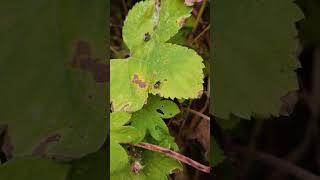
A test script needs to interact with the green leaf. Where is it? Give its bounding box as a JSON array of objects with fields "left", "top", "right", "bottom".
[
  {"left": 0, "top": 157, "right": 70, "bottom": 180},
  {"left": 0, "top": 0, "right": 107, "bottom": 158},
  {"left": 212, "top": 0, "right": 303, "bottom": 119},
  {"left": 110, "top": 59, "right": 148, "bottom": 112},
  {"left": 123, "top": 0, "right": 192, "bottom": 52},
  {"left": 110, "top": 112, "right": 141, "bottom": 174},
  {"left": 68, "top": 151, "right": 107, "bottom": 180},
  {"left": 110, "top": 141, "right": 130, "bottom": 175},
  {"left": 111, "top": 0, "right": 204, "bottom": 112},
  {"left": 134, "top": 150, "right": 182, "bottom": 180},
  {"left": 131, "top": 96, "right": 180, "bottom": 149},
  {"left": 130, "top": 43, "right": 205, "bottom": 99},
  {"left": 111, "top": 150, "right": 182, "bottom": 180},
  {"left": 210, "top": 136, "right": 225, "bottom": 167}
]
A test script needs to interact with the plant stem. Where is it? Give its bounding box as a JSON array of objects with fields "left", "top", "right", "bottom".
[
  {"left": 192, "top": 0, "right": 208, "bottom": 33},
  {"left": 228, "top": 144, "right": 320, "bottom": 180},
  {"left": 131, "top": 142, "right": 211, "bottom": 173},
  {"left": 182, "top": 108, "right": 210, "bottom": 121},
  {"left": 191, "top": 25, "right": 210, "bottom": 44}
]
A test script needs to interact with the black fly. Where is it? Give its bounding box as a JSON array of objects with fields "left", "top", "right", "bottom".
[
  {"left": 144, "top": 32, "right": 151, "bottom": 42},
  {"left": 153, "top": 81, "right": 161, "bottom": 89}
]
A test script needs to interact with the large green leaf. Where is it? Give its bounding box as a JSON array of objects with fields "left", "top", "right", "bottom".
[
  {"left": 212, "top": 0, "right": 303, "bottom": 119},
  {"left": 130, "top": 43, "right": 204, "bottom": 99},
  {"left": 0, "top": 157, "right": 70, "bottom": 180},
  {"left": 0, "top": 0, "right": 107, "bottom": 158},
  {"left": 111, "top": 0, "right": 204, "bottom": 112}
]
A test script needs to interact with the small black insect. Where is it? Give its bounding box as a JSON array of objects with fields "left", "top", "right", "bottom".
[
  {"left": 153, "top": 80, "right": 161, "bottom": 89},
  {"left": 144, "top": 32, "right": 151, "bottom": 42}
]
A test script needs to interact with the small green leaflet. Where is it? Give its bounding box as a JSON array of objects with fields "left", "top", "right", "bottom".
[
  {"left": 111, "top": 0, "right": 205, "bottom": 112},
  {"left": 131, "top": 96, "right": 180, "bottom": 150},
  {"left": 110, "top": 112, "right": 141, "bottom": 174}
]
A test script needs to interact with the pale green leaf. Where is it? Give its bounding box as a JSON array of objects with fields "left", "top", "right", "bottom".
[
  {"left": 123, "top": 0, "right": 191, "bottom": 52},
  {"left": 129, "top": 43, "right": 205, "bottom": 99},
  {"left": 212, "top": 0, "right": 303, "bottom": 119},
  {"left": 111, "top": 59, "right": 148, "bottom": 112},
  {"left": 110, "top": 112, "right": 132, "bottom": 128},
  {"left": 111, "top": 0, "right": 204, "bottom": 112},
  {"left": 110, "top": 141, "right": 130, "bottom": 174}
]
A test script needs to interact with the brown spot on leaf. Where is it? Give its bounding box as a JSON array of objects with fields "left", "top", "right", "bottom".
[
  {"left": 32, "top": 134, "right": 61, "bottom": 156},
  {"left": 132, "top": 74, "right": 147, "bottom": 88},
  {"left": 120, "top": 104, "right": 130, "bottom": 111},
  {"left": 70, "top": 41, "right": 109, "bottom": 83}
]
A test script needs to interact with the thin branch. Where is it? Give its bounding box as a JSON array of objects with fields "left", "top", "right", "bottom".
[
  {"left": 192, "top": 0, "right": 207, "bottom": 33},
  {"left": 191, "top": 25, "right": 210, "bottom": 44},
  {"left": 182, "top": 108, "right": 210, "bottom": 121},
  {"left": 130, "top": 142, "right": 211, "bottom": 173},
  {"left": 228, "top": 144, "right": 320, "bottom": 180},
  {"left": 121, "top": 0, "right": 128, "bottom": 16},
  {"left": 239, "top": 119, "right": 264, "bottom": 180}
]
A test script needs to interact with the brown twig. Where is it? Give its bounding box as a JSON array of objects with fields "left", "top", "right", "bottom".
[
  {"left": 228, "top": 144, "right": 320, "bottom": 180},
  {"left": 191, "top": 25, "right": 210, "bottom": 45},
  {"left": 192, "top": 0, "right": 207, "bottom": 33},
  {"left": 121, "top": 0, "right": 128, "bottom": 16},
  {"left": 182, "top": 108, "right": 210, "bottom": 121},
  {"left": 239, "top": 119, "right": 264, "bottom": 180},
  {"left": 131, "top": 142, "right": 211, "bottom": 173}
]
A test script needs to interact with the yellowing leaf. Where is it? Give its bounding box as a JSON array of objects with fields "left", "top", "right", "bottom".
[
  {"left": 111, "top": 0, "right": 204, "bottom": 112},
  {"left": 111, "top": 60, "right": 148, "bottom": 112}
]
